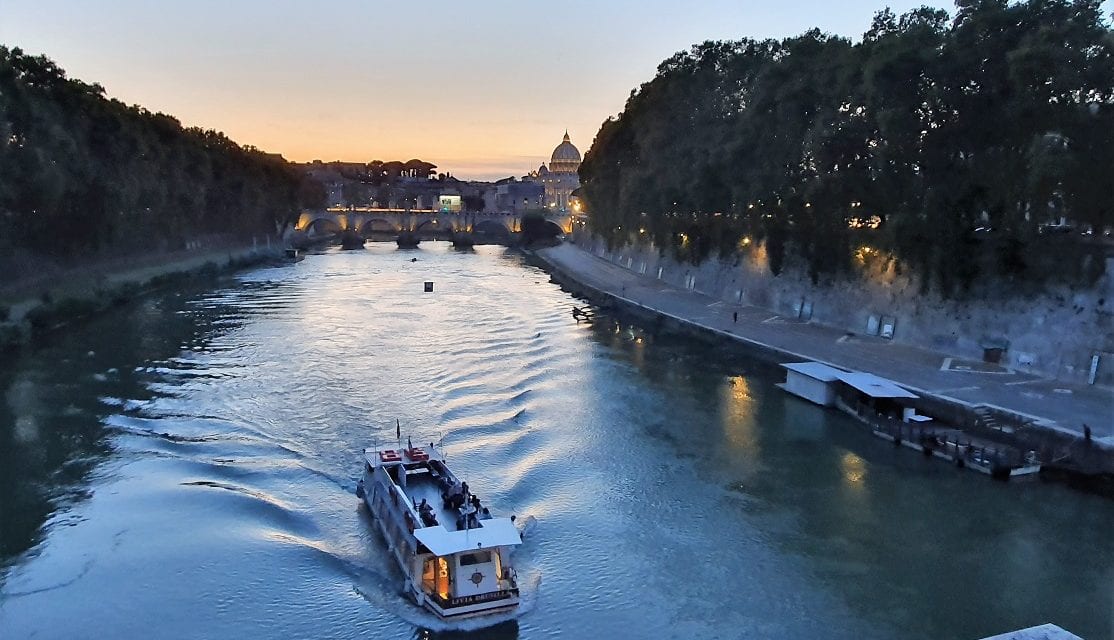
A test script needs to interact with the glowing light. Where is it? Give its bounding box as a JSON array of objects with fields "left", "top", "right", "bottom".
[
  {"left": 854, "top": 245, "right": 877, "bottom": 264},
  {"left": 436, "top": 556, "right": 450, "bottom": 599},
  {"left": 841, "top": 451, "right": 867, "bottom": 486},
  {"left": 847, "top": 215, "right": 882, "bottom": 229},
  {"left": 721, "top": 376, "right": 759, "bottom": 461}
]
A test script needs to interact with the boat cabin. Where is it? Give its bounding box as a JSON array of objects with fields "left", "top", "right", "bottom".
[{"left": 780, "top": 361, "right": 922, "bottom": 419}]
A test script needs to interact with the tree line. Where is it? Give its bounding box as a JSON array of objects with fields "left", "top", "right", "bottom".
[
  {"left": 579, "top": 0, "right": 1114, "bottom": 293},
  {"left": 0, "top": 46, "right": 311, "bottom": 260}
]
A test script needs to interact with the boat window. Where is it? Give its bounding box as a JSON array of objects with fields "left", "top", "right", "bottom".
[{"left": 459, "top": 551, "right": 491, "bottom": 566}]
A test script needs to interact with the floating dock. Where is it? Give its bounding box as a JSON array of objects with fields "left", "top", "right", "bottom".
[{"left": 780, "top": 361, "right": 1041, "bottom": 480}]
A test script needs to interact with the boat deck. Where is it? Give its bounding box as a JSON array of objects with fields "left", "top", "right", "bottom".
[{"left": 402, "top": 467, "right": 487, "bottom": 533}]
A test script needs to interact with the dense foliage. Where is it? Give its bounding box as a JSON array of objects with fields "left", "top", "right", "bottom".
[
  {"left": 0, "top": 46, "right": 308, "bottom": 259},
  {"left": 580, "top": 0, "right": 1114, "bottom": 292}
]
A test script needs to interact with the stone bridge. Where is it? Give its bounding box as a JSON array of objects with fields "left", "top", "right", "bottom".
[{"left": 293, "top": 208, "right": 573, "bottom": 238}]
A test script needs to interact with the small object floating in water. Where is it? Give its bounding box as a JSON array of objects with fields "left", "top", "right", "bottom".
[{"left": 359, "top": 435, "right": 521, "bottom": 619}]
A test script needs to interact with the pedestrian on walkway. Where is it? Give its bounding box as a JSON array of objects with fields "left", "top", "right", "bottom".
[
  {"left": 733, "top": 311, "right": 738, "bottom": 323},
  {"left": 1083, "top": 423, "right": 1092, "bottom": 444}
]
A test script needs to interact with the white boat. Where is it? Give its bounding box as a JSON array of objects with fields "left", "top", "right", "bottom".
[{"left": 357, "top": 438, "right": 521, "bottom": 619}]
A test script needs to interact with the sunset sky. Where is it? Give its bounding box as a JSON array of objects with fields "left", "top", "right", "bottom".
[{"left": 0, "top": 0, "right": 996, "bottom": 180}]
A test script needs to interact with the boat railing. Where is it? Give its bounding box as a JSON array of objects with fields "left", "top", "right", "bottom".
[
  {"left": 370, "top": 430, "right": 446, "bottom": 458},
  {"left": 870, "top": 416, "right": 1030, "bottom": 468}
]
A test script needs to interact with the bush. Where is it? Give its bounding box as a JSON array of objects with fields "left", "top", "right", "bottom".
[
  {"left": 111, "top": 282, "right": 141, "bottom": 306},
  {"left": 0, "top": 323, "right": 23, "bottom": 352},
  {"left": 26, "top": 297, "right": 101, "bottom": 333}
]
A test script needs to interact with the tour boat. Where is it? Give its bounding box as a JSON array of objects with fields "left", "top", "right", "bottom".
[{"left": 357, "top": 438, "right": 521, "bottom": 619}]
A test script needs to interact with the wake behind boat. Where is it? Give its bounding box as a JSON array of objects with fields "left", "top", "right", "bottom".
[{"left": 357, "top": 436, "right": 522, "bottom": 619}]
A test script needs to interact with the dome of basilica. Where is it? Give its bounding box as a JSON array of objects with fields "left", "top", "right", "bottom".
[{"left": 549, "top": 131, "right": 581, "bottom": 170}]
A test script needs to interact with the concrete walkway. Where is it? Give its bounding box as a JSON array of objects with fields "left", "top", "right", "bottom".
[{"left": 537, "top": 243, "right": 1114, "bottom": 446}]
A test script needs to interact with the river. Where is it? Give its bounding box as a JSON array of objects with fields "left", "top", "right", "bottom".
[{"left": 1, "top": 243, "right": 1110, "bottom": 639}]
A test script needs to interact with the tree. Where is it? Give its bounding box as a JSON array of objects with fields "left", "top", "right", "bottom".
[{"left": 578, "top": 1, "right": 1113, "bottom": 295}]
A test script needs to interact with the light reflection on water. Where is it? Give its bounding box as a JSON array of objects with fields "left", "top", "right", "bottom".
[{"left": 0, "top": 243, "right": 1111, "bottom": 640}]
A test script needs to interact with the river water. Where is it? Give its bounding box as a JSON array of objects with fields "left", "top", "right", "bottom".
[{"left": 1, "top": 243, "right": 1110, "bottom": 640}]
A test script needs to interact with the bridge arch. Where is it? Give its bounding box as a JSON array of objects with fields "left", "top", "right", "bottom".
[
  {"left": 357, "top": 218, "right": 401, "bottom": 235},
  {"left": 414, "top": 218, "right": 457, "bottom": 234},
  {"left": 300, "top": 217, "right": 343, "bottom": 235},
  {"left": 473, "top": 219, "right": 513, "bottom": 237}
]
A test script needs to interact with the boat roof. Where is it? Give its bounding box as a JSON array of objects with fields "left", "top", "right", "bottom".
[
  {"left": 834, "top": 371, "right": 918, "bottom": 399},
  {"left": 413, "top": 518, "right": 522, "bottom": 556},
  {"left": 783, "top": 361, "right": 847, "bottom": 382},
  {"left": 979, "top": 624, "right": 1082, "bottom": 640},
  {"left": 784, "top": 361, "right": 918, "bottom": 398}
]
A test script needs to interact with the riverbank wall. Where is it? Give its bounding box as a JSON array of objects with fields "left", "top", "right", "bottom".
[
  {"left": 568, "top": 233, "right": 1114, "bottom": 387},
  {"left": 528, "top": 242, "right": 1114, "bottom": 494},
  {"left": 0, "top": 238, "right": 283, "bottom": 351}
]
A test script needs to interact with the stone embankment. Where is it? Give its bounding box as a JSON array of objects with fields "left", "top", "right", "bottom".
[
  {"left": 571, "top": 235, "right": 1114, "bottom": 386},
  {"left": 0, "top": 237, "right": 283, "bottom": 350},
  {"left": 530, "top": 241, "right": 1114, "bottom": 493}
]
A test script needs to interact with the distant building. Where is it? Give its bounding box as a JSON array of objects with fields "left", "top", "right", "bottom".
[
  {"left": 530, "top": 131, "right": 581, "bottom": 212},
  {"left": 491, "top": 178, "right": 545, "bottom": 214}
]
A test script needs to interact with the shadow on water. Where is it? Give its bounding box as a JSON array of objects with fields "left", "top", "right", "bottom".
[
  {"left": 0, "top": 277, "right": 280, "bottom": 568},
  {"left": 414, "top": 620, "right": 519, "bottom": 640}
]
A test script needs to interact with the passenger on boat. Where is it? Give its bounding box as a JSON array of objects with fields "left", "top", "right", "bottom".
[{"left": 444, "top": 480, "right": 464, "bottom": 509}]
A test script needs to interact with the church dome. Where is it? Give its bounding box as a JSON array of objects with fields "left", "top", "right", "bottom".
[{"left": 550, "top": 131, "right": 581, "bottom": 170}]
